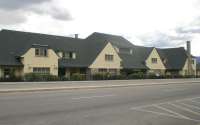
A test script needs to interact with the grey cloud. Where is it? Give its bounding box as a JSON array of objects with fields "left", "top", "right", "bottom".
[
  {"left": 0, "top": 10, "right": 26, "bottom": 25},
  {"left": 139, "top": 16, "right": 200, "bottom": 48},
  {"left": 176, "top": 16, "right": 200, "bottom": 34},
  {"left": 169, "top": 34, "right": 191, "bottom": 41},
  {"left": 31, "top": 5, "right": 72, "bottom": 21},
  {"left": 139, "top": 32, "right": 191, "bottom": 48},
  {"left": 0, "top": 0, "right": 50, "bottom": 10},
  {"left": 176, "top": 27, "right": 200, "bottom": 34},
  {"left": 0, "top": 0, "right": 72, "bottom": 25},
  {"left": 50, "top": 7, "right": 72, "bottom": 20}
]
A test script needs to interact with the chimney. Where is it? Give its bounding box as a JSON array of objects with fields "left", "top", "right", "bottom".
[
  {"left": 186, "top": 41, "right": 193, "bottom": 76},
  {"left": 75, "top": 34, "right": 78, "bottom": 39},
  {"left": 187, "top": 41, "right": 191, "bottom": 55}
]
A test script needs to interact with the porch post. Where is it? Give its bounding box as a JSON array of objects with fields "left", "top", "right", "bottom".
[
  {"left": 0, "top": 66, "right": 3, "bottom": 78},
  {"left": 86, "top": 68, "right": 92, "bottom": 80},
  {"left": 65, "top": 68, "right": 70, "bottom": 79}
]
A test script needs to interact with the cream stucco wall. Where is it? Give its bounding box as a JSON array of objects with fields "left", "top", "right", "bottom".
[
  {"left": 89, "top": 42, "right": 122, "bottom": 69},
  {"left": 22, "top": 48, "right": 59, "bottom": 76},
  {"left": 14, "top": 67, "right": 24, "bottom": 77},
  {"left": 145, "top": 48, "right": 166, "bottom": 75},
  {"left": 181, "top": 58, "right": 196, "bottom": 76}
]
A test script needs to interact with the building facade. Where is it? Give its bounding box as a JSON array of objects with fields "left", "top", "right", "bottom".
[{"left": 0, "top": 29, "right": 197, "bottom": 79}]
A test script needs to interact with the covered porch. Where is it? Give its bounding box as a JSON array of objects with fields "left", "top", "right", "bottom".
[
  {"left": 0, "top": 65, "right": 24, "bottom": 79},
  {"left": 121, "top": 68, "right": 147, "bottom": 76},
  {"left": 58, "top": 67, "right": 88, "bottom": 80}
]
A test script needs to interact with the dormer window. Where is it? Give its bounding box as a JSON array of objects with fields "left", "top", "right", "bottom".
[
  {"left": 119, "top": 48, "right": 133, "bottom": 54},
  {"left": 130, "top": 49, "right": 133, "bottom": 54},
  {"left": 63, "top": 52, "right": 76, "bottom": 59},
  {"left": 63, "top": 52, "right": 70, "bottom": 59},
  {"left": 35, "top": 48, "right": 48, "bottom": 57}
]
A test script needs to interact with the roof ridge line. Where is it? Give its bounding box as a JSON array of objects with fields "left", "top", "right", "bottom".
[{"left": 1, "top": 29, "right": 83, "bottom": 40}]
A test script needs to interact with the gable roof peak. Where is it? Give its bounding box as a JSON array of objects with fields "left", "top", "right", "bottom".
[{"left": 92, "top": 32, "right": 123, "bottom": 37}]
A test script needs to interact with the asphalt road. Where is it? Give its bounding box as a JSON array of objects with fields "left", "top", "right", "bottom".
[{"left": 1, "top": 81, "right": 200, "bottom": 125}]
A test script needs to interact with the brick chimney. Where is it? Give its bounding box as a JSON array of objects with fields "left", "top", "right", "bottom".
[
  {"left": 187, "top": 41, "right": 193, "bottom": 75},
  {"left": 187, "top": 41, "right": 191, "bottom": 55},
  {"left": 75, "top": 34, "right": 78, "bottom": 39}
]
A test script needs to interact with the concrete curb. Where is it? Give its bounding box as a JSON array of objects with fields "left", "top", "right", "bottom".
[{"left": 0, "top": 81, "right": 200, "bottom": 93}]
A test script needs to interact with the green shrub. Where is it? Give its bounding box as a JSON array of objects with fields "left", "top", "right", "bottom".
[
  {"left": 59, "top": 76, "right": 70, "bottom": 81},
  {"left": 109, "top": 74, "right": 127, "bottom": 80},
  {"left": 70, "top": 73, "right": 86, "bottom": 81},
  {"left": 0, "top": 77, "right": 22, "bottom": 82},
  {"left": 92, "top": 73, "right": 127, "bottom": 80},
  {"left": 92, "top": 73, "right": 107, "bottom": 80},
  {"left": 24, "top": 73, "right": 60, "bottom": 81},
  {"left": 128, "top": 72, "right": 145, "bottom": 79}
]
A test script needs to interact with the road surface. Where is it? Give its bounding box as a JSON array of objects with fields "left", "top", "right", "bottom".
[{"left": 1, "top": 80, "right": 200, "bottom": 125}]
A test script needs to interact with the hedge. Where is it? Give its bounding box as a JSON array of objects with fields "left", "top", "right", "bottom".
[
  {"left": 24, "top": 73, "right": 60, "bottom": 81},
  {"left": 0, "top": 77, "right": 23, "bottom": 82},
  {"left": 0, "top": 72, "right": 198, "bottom": 82},
  {"left": 92, "top": 73, "right": 127, "bottom": 80},
  {"left": 70, "top": 73, "right": 86, "bottom": 81}
]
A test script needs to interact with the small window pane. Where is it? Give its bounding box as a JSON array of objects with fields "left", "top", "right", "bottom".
[
  {"left": 44, "top": 49, "right": 48, "bottom": 56},
  {"left": 35, "top": 48, "right": 48, "bottom": 57},
  {"left": 33, "top": 67, "right": 50, "bottom": 74},
  {"left": 105, "top": 54, "right": 114, "bottom": 61},
  {"left": 63, "top": 52, "right": 76, "bottom": 59},
  {"left": 151, "top": 58, "right": 157, "bottom": 64},
  {"left": 72, "top": 53, "right": 76, "bottom": 59},
  {"left": 63, "top": 52, "right": 70, "bottom": 59},
  {"left": 99, "top": 69, "right": 107, "bottom": 73},
  {"left": 35, "top": 48, "right": 39, "bottom": 56}
]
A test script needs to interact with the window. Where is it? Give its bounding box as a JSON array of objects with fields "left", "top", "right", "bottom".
[
  {"left": 63, "top": 52, "right": 70, "bottom": 59},
  {"left": 33, "top": 67, "right": 50, "bottom": 74},
  {"left": 119, "top": 48, "right": 133, "bottom": 54},
  {"left": 35, "top": 48, "right": 39, "bottom": 56},
  {"left": 108, "top": 69, "right": 117, "bottom": 74},
  {"left": 192, "top": 59, "right": 195, "bottom": 64},
  {"left": 105, "top": 54, "right": 114, "bottom": 61},
  {"left": 63, "top": 52, "right": 76, "bottom": 59},
  {"left": 130, "top": 49, "right": 133, "bottom": 54},
  {"left": 151, "top": 58, "right": 157, "bottom": 64},
  {"left": 35, "top": 48, "right": 48, "bottom": 57},
  {"left": 72, "top": 52, "right": 76, "bottom": 59},
  {"left": 98, "top": 69, "right": 107, "bottom": 73}
]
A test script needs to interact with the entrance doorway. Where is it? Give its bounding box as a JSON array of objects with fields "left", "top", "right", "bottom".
[{"left": 4, "top": 68, "right": 14, "bottom": 78}]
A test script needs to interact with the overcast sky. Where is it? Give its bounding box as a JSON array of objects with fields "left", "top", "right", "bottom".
[{"left": 0, "top": 0, "right": 200, "bottom": 56}]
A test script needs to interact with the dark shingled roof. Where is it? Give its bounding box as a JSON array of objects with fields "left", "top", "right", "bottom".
[
  {"left": 86, "top": 32, "right": 134, "bottom": 48},
  {"left": 157, "top": 47, "right": 188, "bottom": 70},
  {"left": 118, "top": 46, "right": 153, "bottom": 69},
  {"left": 0, "top": 29, "right": 190, "bottom": 70},
  {"left": 0, "top": 29, "right": 105, "bottom": 67},
  {"left": 86, "top": 32, "right": 153, "bottom": 69}
]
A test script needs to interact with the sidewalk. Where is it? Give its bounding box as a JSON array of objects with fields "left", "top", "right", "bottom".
[{"left": 0, "top": 78, "right": 200, "bottom": 93}]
